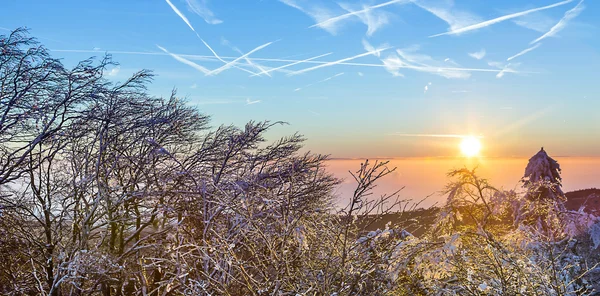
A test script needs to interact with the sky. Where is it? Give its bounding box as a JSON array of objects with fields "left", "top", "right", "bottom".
[{"left": 1, "top": 0, "right": 599, "bottom": 158}]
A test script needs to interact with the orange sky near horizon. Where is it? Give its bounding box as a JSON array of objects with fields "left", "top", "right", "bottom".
[{"left": 326, "top": 157, "right": 600, "bottom": 208}]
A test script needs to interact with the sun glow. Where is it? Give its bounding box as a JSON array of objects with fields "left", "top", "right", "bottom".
[{"left": 460, "top": 137, "right": 482, "bottom": 157}]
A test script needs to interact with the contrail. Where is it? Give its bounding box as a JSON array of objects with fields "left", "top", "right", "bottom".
[
  {"left": 200, "top": 38, "right": 259, "bottom": 75},
  {"left": 165, "top": 0, "right": 197, "bottom": 33},
  {"left": 250, "top": 52, "right": 333, "bottom": 77},
  {"left": 288, "top": 48, "right": 390, "bottom": 76},
  {"left": 507, "top": 43, "right": 542, "bottom": 61},
  {"left": 157, "top": 45, "right": 210, "bottom": 74},
  {"left": 429, "top": 0, "right": 574, "bottom": 37},
  {"left": 310, "top": 0, "right": 409, "bottom": 29},
  {"left": 531, "top": 0, "right": 585, "bottom": 44},
  {"left": 50, "top": 49, "right": 538, "bottom": 75},
  {"left": 205, "top": 41, "right": 273, "bottom": 76}
]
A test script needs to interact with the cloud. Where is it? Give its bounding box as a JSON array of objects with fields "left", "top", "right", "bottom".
[
  {"left": 199, "top": 38, "right": 262, "bottom": 76},
  {"left": 205, "top": 41, "right": 273, "bottom": 76},
  {"left": 424, "top": 82, "right": 432, "bottom": 93},
  {"left": 499, "top": 0, "right": 585, "bottom": 65},
  {"left": 288, "top": 48, "right": 389, "bottom": 76},
  {"left": 157, "top": 45, "right": 210, "bottom": 74},
  {"left": 380, "top": 46, "right": 517, "bottom": 79},
  {"left": 358, "top": 72, "right": 364, "bottom": 76},
  {"left": 93, "top": 47, "right": 101, "bottom": 51},
  {"left": 186, "top": 0, "right": 222, "bottom": 24},
  {"left": 246, "top": 98, "right": 261, "bottom": 105},
  {"left": 468, "top": 49, "right": 486, "bottom": 60},
  {"left": 216, "top": 38, "right": 275, "bottom": 77},
  {"left": 279, "top": 0, "right": 343, "bottom": 34},
  {"left": 335, "top": 1, "right": 397, "bottom": 36},
  {"left": 512, "top": 11, "right": 557, "bottom": 33},
  {"left": 190, "top": 83, "right": 197, "bottom": 89},
  {"left": 393, "top": 46, "right": 472, "bottom": 79},
  {"left": 381, "top": 54, "right": 405, "bottom": 77},
  {"left": 507, "top": 42, "right": 542, "bottom": 61},
  {"left": 52, "top": 48, "right": 534, "bottom": 77},
  {"left": 429, "top": 0, "right": 575, "bottom": 37},
  {"left": 362, "top": 39, "right": 389, "bottom": 58},
  {"left": 165, "top": 0, "right": 198, "bottom": 33},
  {"left": 107, "top": 66, "right": 120, "bottom": 76},
  {"left": 282, "top": 0, "right": 408, "bottom": 35},
  {"left": 0, "top": 27, "right": 10, "bottom": 31},
  {"left": 489, "top": 62, "right": 520, "bottom": 78},
  {"left": 308, "top": 109, "right": 321, "bottom": 116},
  {"left": 249, "top": 52, "right": 332, "bottom": 77},
  {"left": 411, "top": 0, "right": 482, "bottom": 32},
  {"left": 531, "top": 0, "right": 585, "bottom": 44}
]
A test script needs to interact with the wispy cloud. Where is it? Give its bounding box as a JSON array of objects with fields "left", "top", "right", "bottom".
[
  {"left": 279, "top": 0, "right": 342, "bottom": 34},
  {"left": 0, "top": 27, "right": 10, "bottom": 31},
  {"left": 507, "top": 42, "right": 542, "bottom": 61},
  {"left": 390, "top": 133, "right": 483, "bottom": 138},
  {"left": 190, "top": 83, "right": 197, "bottom": 89},
  {"left": 294, "top": 72, "right": 345, "bottom": 91},
  {"left": 381, "top": 55, "right": 405, "bottom": 77},
  {"left": 412, "top": 0, "right": 481, "bottom": 32},
  {"left": 107, "top": 66, "right": 120, "bottom": 76},
  {"left": 531, "top": 0, "right": 585, "bottom": 44},
  {"left": 424, "top": 82, "right": 432, "bottom": 93},
  {"left": 429, "top": 0, "right": 575, "bottom": 37},
  {"left": 157, "top": 45, "right": 210, "bottom": 74},
  {"left": 308, "top": 109, "right": 321, "bottom": 116},
  {"left": 289, "top": 48, "right": 389, "bottom": 76},
  {"left": 199, "top": 38, "right": 262, "bottom": 76},
  {"left": 513, "top": 11, "right": 557, "bottom": 33},
  {"left": 249, "top": 53, "right": 332, "bottom": 77},
  {"left": 165, "top": 0, "right": 198, "bottom": 34},
  {"left": 282, "top": 0, "right": 408, "bottom": 35},
  {"left": 332, "top": 1, "right": 400, "bottom": 36},
  {"left": 489, "top": 62, "right": 520, "bottom": 78},
  {"left": 246, "top": 98, "right": 261, "bottom": 105},
  {"left": 381, "top": 48, "right": 525, "bottom": 79},
  {"left": 362, "top": 39, "right": 389, "bottom": 57},
  {"left": 358, "top": 72, "right": 364, "bottom": 76},
  {"left": 51, "top": 48, "right": 536, "bottom": 77},
  {"left": 230, "top": 45, "right": 272, "bottom": 77},
  {"left": 468, "top": 49, "right": 486, "bottom": 60},
  {"left": 218, "top": 37, "right": 272, "bottom": 76},
  {"left": 186, "top": 0, "right": 222, "bottom": 25},
  {"left": 391, "top": 46, "right": 472, "bottom": 79},
  {"left": 205, "top": 41, "right": 273, "bottom": 76}
]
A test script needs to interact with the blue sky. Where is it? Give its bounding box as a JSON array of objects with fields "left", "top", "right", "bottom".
[{"left": 2, "top": 0, "right": 599, "bottom": 158}]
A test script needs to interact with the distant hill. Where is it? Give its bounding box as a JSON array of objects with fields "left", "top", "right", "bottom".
[
  {"left": 565, "top": 188, "right": 600, "bottom": 214},
  {"left": 359, "top": 188, "right": 600, "bottom": 234}
]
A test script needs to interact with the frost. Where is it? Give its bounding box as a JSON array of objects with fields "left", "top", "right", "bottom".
[{"left": 589, "top": 222, "right": 600, "bottom": 249}]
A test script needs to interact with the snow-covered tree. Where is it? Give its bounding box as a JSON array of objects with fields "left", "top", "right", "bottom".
[{"left": 522, "top": 147, "right": 564, "bottom": 201}]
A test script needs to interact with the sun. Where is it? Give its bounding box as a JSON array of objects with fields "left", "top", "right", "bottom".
[{"left": 460, "top": 137, "right": 482, "bottom": 157}]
